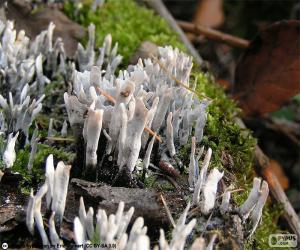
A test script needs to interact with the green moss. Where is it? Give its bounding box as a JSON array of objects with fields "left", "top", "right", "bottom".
[
  {"left": 64, "top": 0, "right": 185, "bottom": 65},
  {"left": 143, "top": 173, "right": 157, "bottom": 188},
  {"left": 195, "top": 72, "right": 257, "bottom": 179},
  {"left": 12, "top": 143, "right": 75, "bottom": 195}
]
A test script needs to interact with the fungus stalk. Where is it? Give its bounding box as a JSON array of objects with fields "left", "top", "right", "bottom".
[
  {"left": 3, "top": 132, "right": 19, "bottom": 168},
  {"left": 192, "top": 147, "right": 212, "bottom": 205},
  {"left": 83, "top": 102, "right": 104, "bottom": 178},
  {"left": 238, "top": 177, "right": 261, "bottom": 220},
  {"left": 188, "top": 136, "right": 196, "bottom": 190},
  {"left": 200, "top": 168, "right": 224, "bottom": 215},
  {"left": 166, "top": 112, "right": 176, "bottom": 157}
]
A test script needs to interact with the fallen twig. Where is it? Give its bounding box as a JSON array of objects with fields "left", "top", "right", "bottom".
[
  {"left": 46, "top": 136, "right": 75, "bottom": 142},
  {"left": 153, "top": 172, "right": 182, "bottom": 192},
  {"left": 160, "top": 194, "right": 176, "bottom": 228},
  {"left": 150, "top": 54, "right": 212, "bottom": 101},
  {"left": 145, "top": 0, "right": 204, "bottom": 66},
  {"left": 177, "top": 20, "right": 250, "bottom": 49},
  {"left": 266, "top": 118, "right": 300, "bottom": 146}
]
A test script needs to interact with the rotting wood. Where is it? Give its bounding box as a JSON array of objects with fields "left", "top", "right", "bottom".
[{"left": 64, "top": 178, "right": 185, "bottom": 239}]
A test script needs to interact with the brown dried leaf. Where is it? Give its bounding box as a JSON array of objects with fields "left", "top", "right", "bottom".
[
  {"left": 233, "top": 20, "right": 300, "bottom": 116},
  {"left": 193, "top": 0, "right": 224, "bottom": 28},
  {"left": 263, "top": 159, "right": 289, "bottom": 190}
]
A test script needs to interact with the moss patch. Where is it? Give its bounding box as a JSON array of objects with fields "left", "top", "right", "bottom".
[
  {"left": 11, "top": 143, "right": 74, "bottom": 195},
  {"left": 64, "top": 0, "right": 185, "bottom": 65}
]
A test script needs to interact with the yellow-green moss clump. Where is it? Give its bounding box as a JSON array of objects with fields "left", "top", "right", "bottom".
[
  {"left": 64, "top": 0, "right": 185, "bottom": 65},
  {"left": 61, "top": 0, "right": 284, "bottom": 249}
]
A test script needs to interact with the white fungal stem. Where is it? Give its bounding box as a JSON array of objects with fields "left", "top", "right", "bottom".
[
  {"left": 117, "top": 104, "right": 128, "bottom": 167},
  {"left": 83, "top": 102, "right": 103, "bottom": 167},
  {"left": 115, "top": 79, "right": 135, "bottom": 105},
  {"left": 27, "top": 136, "right": 38, "bottom": 171},
  {"left": 49, "top": 212, "right": 61, "bottom": 246},
  {"left": 166, "top": 112, "right": 176, "bottom": 157},
  {"left": 143, "top": 133, "right": 156, "bottom": 170},
  {"left": 64, "top": 93, "right": 87, "bottom": 128},
  {"left": 188, "top": 136, "right": 196, "bottom": 190},
  {"left": 141, "top": 96, "right": 159, "bottom": 149},
  {"left": 79, "top": 196, "right": 87, "bottom": 225},
  {"left": 61, "top": 120, "right": 68, "bottom": 137},
  {"left": 48, "top": 118, "right": 55, "bottom": 137},
  {"left": 220, "top": 190, "right": 231, "bottom": 215},
  {"left": 171, "top": 218, "right": 197, "bottom": 250},
  {"left": 45, "top": 154, "right": 55, "bottom": 209},
  {"left": 3, "top": 131, "right": 19, "bottom": 168},
  {"left": 194, "top": 146, "right": 204, "bottom": 181},
  {"left": 74, "top": 217, "right": 85, "bottom": 246},
  {"left": 239, "top": 177, "right": 262, "bottom": 220},
  {"left": 200, "top": 168, "right": 224, "bottom": 215},
  {"left": 119, "top": 98, "right": 149, "bottom": 172},
  {"left": 194, "top": 103, "right": 207, "bottom": 143},
  {"left": 26, "top": 189, "right": 35, "bottom": 235},
  {"left": 116, "top": 206, "right": 135, "bottom": 239},
  {"left": 107, "top": 104, "right": 125, "bottom": 155},
  {"left": 248, "top": 180, "right": 269, "bottom": 238},
  {"left": 190, "top": 237, "right": 206, "bottom": 250},
  {"left": 206, "top": 233, "right": 218, "bottom": 250},
  {"left": 85, "top": 207, "right": 95, "bottom": 240},
  {"left": 192, "top": 148, "right": 212, "bottom": 205},
  {"left": 34, "top": 182, "right": 50, "bottom": 246},
  {"left": 152, "top": 87, "right": 172, "bottom": 132},
  {"left": 51, "top": 162, "right": 71, "bottom": 225},
  {"left": 156, "top": 202, "right": 197, "bottom": 250}
]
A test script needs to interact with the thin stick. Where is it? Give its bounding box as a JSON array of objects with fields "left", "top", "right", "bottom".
[
  {"left": 178, "top": 20, "right": 250, "bottom": 49},
  {"left": 46, "top": 136, "right": 75, "bottom": 142},
  {"left": 218, "top": 188, "right": 244, "bottom": 198},
  {"left": 160, "top": 194, "right": 176, "bottom": 228},
  {"left": 145, "top": 0, "right": 204, "bottom": 66},
  {"left": 95, "top": 86, "right": 162, "bottom": 143},
  {"left": 150, "top": 54, "right": 212, "bottom": 101},
  {"left": 266, "top": 119, "right": 300, "bottom": 146}
]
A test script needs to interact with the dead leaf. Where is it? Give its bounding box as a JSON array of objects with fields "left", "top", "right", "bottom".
[
  {"left": 263, "top": 159, "right": 289, "bottom": 190},
  {"left": 193, "top": 0, "right": 224, "bottom": 28},
  {"left": 7, "top": 1, "right": 86, "bottom": 57},
  {"left": 233, "top": 20, "right": 300, "bottom": 116}
]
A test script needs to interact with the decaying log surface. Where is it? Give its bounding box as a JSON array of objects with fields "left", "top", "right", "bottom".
[
  {"left": 0, "top": 172, "right": 26, "bottom": 233},
  {"left": 64, "top": 178, "right": 185, "bottom": 239}
]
